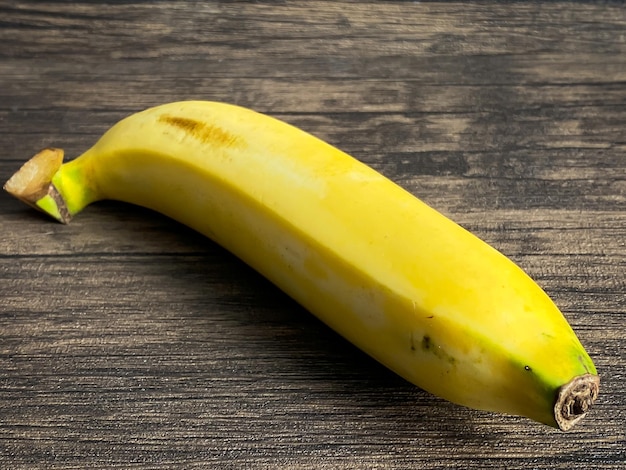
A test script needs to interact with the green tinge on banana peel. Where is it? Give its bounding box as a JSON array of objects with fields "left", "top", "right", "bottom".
[{"left": 5, "top": 101, "right": 599, "bottom": 431}]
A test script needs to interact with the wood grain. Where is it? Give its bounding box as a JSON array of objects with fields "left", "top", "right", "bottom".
[{"left": 1, "top": 1, "right": 624, "bottom": 468}]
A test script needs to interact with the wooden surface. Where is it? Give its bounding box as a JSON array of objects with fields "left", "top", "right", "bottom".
[{"left": 1, "top": 1, "right": 624, "bottom": 468}]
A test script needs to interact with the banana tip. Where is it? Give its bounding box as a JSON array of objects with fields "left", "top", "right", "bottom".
[{"left": 554, "top": 373, "right": 600, "bottom": 431}]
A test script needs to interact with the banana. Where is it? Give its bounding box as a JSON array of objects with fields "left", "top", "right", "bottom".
[{"left": 4, "top": 101, "right": 599, "bottom": 430}]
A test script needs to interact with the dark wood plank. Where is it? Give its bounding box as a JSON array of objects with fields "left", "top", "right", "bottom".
[{"left": 1, "top": 1, "right": 624, "bottom": 468}]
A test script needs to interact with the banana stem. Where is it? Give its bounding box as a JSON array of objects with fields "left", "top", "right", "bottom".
[
  {"left": 4, "top": 148, "right": 90, "bottom": 223},
  {"left": 554, "top": 374, "right": 600, "bottom": 431}
]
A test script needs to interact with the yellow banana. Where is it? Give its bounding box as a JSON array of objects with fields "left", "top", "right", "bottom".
[{"left": 4, "top": 101, "right": 598, "bottom": 430}]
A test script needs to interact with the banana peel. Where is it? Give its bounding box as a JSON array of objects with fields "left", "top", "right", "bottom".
[{"left": 4, "top": 101, "right": 599, "bottom": 431}]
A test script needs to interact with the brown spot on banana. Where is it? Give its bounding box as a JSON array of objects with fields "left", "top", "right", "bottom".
[
  {"left": 159, "top": 115, "right": 244, "bottom": 149},
  {"left": 419, "top": 334, "right": 456, "bottom": 366}
]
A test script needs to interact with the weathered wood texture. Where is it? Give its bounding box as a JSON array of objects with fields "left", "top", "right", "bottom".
[{"left": 0, "top": 1, "right": 624, "bottom": 468}]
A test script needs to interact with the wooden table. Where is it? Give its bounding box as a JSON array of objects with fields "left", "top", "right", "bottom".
[{"left": 1, "top": 2, "right": 624, "bottom": 468}]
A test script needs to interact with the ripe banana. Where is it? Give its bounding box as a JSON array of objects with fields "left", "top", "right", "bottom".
[{"left": 5, "top": 101, "right": 599, "bottom": 431}]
